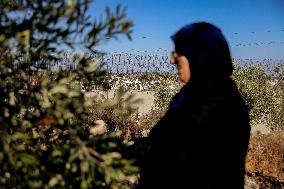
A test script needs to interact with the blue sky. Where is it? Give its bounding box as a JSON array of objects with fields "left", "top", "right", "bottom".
[{"left": 91, "top": 0, "right": 284, "bottom": 59}]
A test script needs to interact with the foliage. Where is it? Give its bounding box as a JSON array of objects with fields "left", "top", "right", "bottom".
[
  {"left": 0, "top": 0, "right": 139, "bottom": 188},
  {"left": 151, "top": 73, "right": 180, "bottom": 112},
  {"left": 269, "top": 63, "right": 284, "bottom": 130},
  {"left": 232, "top": 63, "right": 273, "bottom": 120},
  {"left": 232, "top": 62, "right": 284, "bottom": 130}
]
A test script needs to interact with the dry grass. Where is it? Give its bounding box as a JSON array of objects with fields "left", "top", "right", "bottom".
[{"left": 246, "top": 131, "right": 284, "bottom": 188}]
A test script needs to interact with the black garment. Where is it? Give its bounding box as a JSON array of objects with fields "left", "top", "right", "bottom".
[{"left": 137, "top": 79, "right": 251, "bottom": 189}]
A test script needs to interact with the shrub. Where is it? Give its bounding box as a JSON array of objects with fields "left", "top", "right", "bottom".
[
  {"left": 232, "top": 62, "right": 284, "bottom": 130},
  {"left": 151, "top": 73, "right": 180, "bottom": 112},
  {"left": 87, "top": 89, "right": 142, "bottom": 140}
]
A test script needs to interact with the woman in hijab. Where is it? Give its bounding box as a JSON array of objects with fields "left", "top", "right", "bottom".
[{"left": 137, "top": 22, "right": 251, "bottom": 189}]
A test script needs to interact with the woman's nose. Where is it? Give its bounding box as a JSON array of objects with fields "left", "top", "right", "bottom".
[
  {"left": 170, "top": 57, "right": 174, "bottom": 64},
  {"left": 170, "top": 54, "right": 176, "bottom": 64}
]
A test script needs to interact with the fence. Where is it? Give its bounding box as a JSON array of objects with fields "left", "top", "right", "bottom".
[{"left": 13, "top": 51, "right": 284, "bottom": 92}]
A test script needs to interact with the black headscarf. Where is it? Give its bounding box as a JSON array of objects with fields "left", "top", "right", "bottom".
[{"left": 171, "top": 22, "right": 233, "bottom": 92}]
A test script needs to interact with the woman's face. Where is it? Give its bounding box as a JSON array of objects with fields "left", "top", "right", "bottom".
[{"left": 170, "top": 48, "right": 191, "bottom": 84}]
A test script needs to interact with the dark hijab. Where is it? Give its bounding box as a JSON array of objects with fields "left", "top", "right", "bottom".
[{"left": 171, "top": 22, "right": 233, "bottom": 92}]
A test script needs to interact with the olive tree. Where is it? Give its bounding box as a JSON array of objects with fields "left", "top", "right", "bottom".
[
  {"left": 0, "top": 0, "right": 138, "bottom": 188},
  {"left": 232, "top": 62, "right": 284, "bottom": 131}
]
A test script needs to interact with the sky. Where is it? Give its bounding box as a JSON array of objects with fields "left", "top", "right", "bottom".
[{"left": 91, "top": 0, "right": 284, "bottom": 60}]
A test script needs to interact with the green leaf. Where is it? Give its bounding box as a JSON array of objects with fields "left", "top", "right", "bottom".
[
  {"left": 50, "top": 85, "right": 69, "bottom": 94},
  {"left": 19, "top": 153, "right": 38, "bottom": 165},
  {"left": 80, "top": 180, "right": 88, "bottom": 189},
  {"left": 9, "top": 92, "right": 17, "bottom": 106},
  {"left": 48, "top": 174, "right": 62, "bottom": 187},
  {"left": 80, "top": 160, "right": 89, "bottom": 173},
  {"left": 16, "top": 30, "right": 30, "bottom": 47},
  {"left": 52, "top": 149, "right": 62, "bottom": 157},
  {"left": 11, "top": 132, "right": 29, "bottom": 141}
]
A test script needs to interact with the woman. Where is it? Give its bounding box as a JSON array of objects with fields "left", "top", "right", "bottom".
[{"left": 137, "top": 22, "right": 251, "bottom": 189}]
